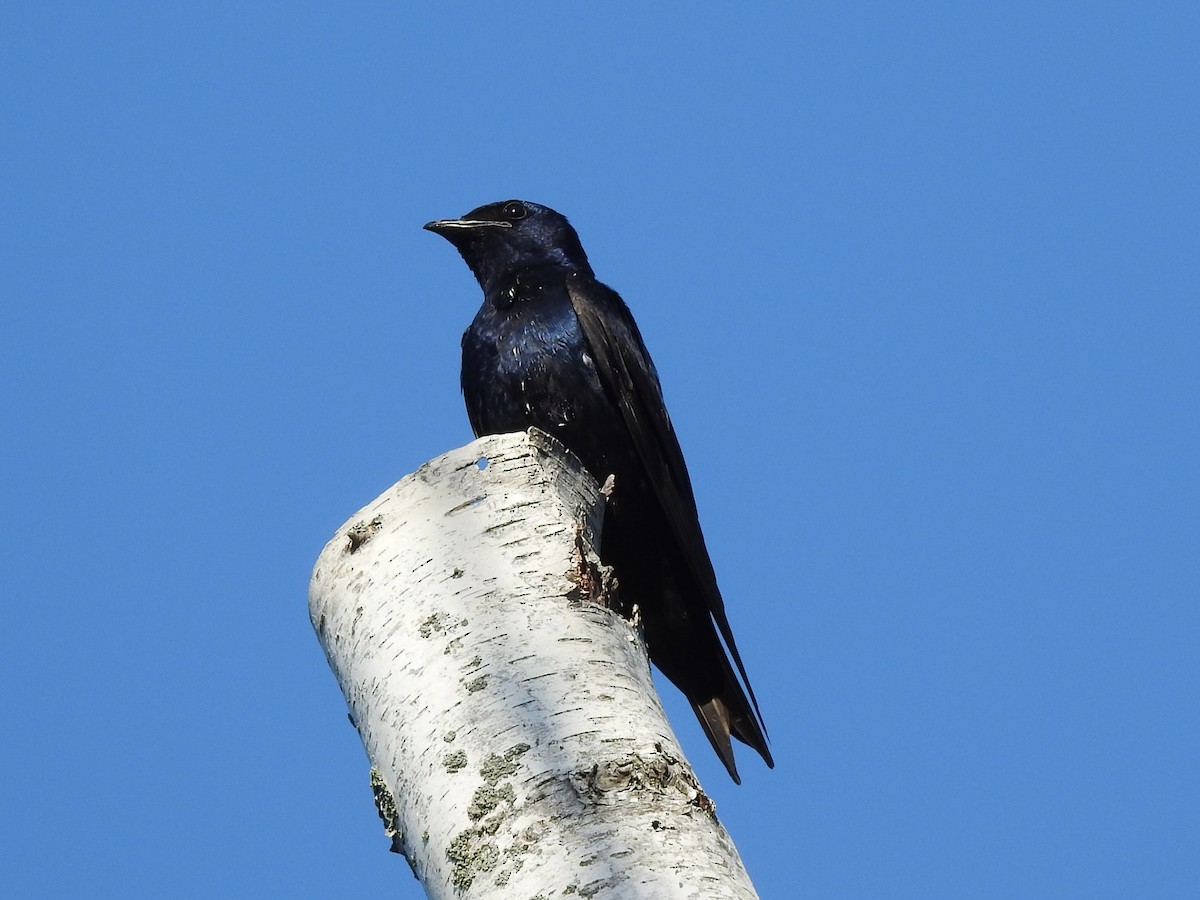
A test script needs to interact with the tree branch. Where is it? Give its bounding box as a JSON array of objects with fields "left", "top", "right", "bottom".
[{"left": 309, "top": 429, "right": 758, "bottom": 899}]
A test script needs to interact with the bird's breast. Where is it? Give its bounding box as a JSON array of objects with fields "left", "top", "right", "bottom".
[
  {"left": 460, "top": 286, "right": 647, "bottom": 506},
  {"left": 462, "top": 296, "right": 600, "bottom": 436}
]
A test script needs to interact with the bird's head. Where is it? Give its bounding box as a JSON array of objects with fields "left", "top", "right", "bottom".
[{"left": 425, "top": 200, "right": 592, "bottom": 296}]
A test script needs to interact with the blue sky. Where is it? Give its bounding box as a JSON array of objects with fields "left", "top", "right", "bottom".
[{"left": 2, "top": 3, "right": 1196, "bottom": 897}]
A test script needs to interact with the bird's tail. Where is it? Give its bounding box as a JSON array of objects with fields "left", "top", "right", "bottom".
[{"left": 694, "top": 689, "right": 774, "bottom": 785}]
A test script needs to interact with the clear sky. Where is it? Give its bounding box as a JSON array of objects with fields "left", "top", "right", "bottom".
[{"left": 2, "top": 3, "right": 1196, "bottom": 898}]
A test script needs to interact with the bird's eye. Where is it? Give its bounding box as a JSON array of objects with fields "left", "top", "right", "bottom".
[{"left": 502, "top": 201, "right": 527, "bottom": 220}]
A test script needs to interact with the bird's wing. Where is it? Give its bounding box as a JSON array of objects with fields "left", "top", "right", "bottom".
[{"left": 566, "top": 272, "right": 765, "bottom": 726}]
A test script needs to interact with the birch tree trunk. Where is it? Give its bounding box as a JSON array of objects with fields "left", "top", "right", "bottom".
[{"left": 309, "top": 429, "right": 759, "bottom": 899}]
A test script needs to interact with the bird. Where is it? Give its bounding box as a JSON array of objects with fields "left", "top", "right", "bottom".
[{"left": 425, "top": 199, "right": 772, "bottom": 783}]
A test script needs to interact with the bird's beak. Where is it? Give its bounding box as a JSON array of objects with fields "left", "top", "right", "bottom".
[{"left": 423, "top": 218, "right": 512, "bottom": 234}]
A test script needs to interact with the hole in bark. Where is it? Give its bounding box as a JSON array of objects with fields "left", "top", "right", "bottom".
[{"left": 476, "top": 457, "right": 489, "bottom": 471}]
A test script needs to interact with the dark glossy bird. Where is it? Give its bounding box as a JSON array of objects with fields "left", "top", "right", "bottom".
[{"left": 425, "top": 200, "right": 772, "bottom": 782}]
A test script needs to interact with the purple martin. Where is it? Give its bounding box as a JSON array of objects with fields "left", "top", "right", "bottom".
[{"left": 425, "top": 200, "right": 772, "bottom": 782}]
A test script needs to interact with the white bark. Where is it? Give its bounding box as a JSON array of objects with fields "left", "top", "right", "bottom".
[{"left": 309, "top": 429, "right": 759, "bottom": 899}]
